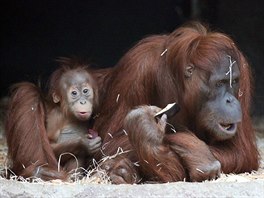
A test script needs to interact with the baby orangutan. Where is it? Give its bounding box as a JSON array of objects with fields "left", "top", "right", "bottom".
[{"left": 5, "top": 60, "right": 101, "bottom": 181}]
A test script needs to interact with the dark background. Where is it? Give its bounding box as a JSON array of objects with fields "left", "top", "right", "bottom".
[{"left": 0, "top": 0, "right": 263, "bottom": 116}]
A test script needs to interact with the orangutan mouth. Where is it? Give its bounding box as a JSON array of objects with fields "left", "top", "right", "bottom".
[{"left": 219, "top": 123, "right": 237, "bottom": 134}]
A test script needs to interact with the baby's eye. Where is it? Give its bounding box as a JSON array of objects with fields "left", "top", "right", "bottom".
[
  {"left": 83, "top": 88, "right": 89, "bottom": 94},
  {"left": 71, "top": 90, "right": 78, "bottom": 97}
]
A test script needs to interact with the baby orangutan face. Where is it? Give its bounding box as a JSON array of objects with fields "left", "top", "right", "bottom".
[{"left": 52, "top": 70, "right": 95, "bottom": 121}]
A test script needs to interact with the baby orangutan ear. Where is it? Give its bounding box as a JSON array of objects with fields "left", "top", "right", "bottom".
[
  {"left": 184, "top": 64, "right": 195, "bottom": 78},
  {"left": 52, "top": 93, "right": 60, "bottom": 103}
]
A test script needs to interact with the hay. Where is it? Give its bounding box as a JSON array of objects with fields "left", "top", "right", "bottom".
[{"left": 0, "top": 118, "right": 264, "bottom": 185}]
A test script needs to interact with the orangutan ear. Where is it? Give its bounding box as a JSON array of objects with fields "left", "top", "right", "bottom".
[
  {"left": 184, "top": 64, "right": 195, "bottom": 78},
  {"left": 52, "top": 93, "right": 60, "bottom": 103}
]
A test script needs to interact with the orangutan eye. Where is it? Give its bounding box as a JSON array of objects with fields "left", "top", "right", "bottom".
[
  {"left": 83, "top": 88, "right": 89, "bottom": 94},
  {"left": 232, "top": 78, "right": 239, "bottom": 84},
  {"left": 71, "top": 90, "right": 78, "bottom": 97},
  {"left": 216, "top": 80, "right": 224, "bottom": 87}
]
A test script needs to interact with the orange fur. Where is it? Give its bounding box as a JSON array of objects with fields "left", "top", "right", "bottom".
[
  {"left": 5, "top": 59, "right": 100, "bottom": 180},
  {"left": 94, "top": 22, "right": 259, "bottom": 183}
]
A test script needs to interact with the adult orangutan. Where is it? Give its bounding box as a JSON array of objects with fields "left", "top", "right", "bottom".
[
  {"left": 94, "top": 22, "right": 259, "bottom": 183},
  {"left": 5, "top": 59, "right": 101, "bottom": 180}
]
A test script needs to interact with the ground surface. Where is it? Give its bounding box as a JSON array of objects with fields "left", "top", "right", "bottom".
[{"left": 0, "top": 117, "right": 263, "bottom": 197}]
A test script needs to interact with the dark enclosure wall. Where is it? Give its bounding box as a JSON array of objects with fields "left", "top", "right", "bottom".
[{"left": 0, "top": 0, "right": 263, "bottom": 115}]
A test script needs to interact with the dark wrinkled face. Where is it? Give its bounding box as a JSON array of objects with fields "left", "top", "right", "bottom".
[
  {"left": 198, "top": 55, "right": 242, "bottom": 141},
  {"left": 53, "top": 70, "right": 94, "bottom": 121}
]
